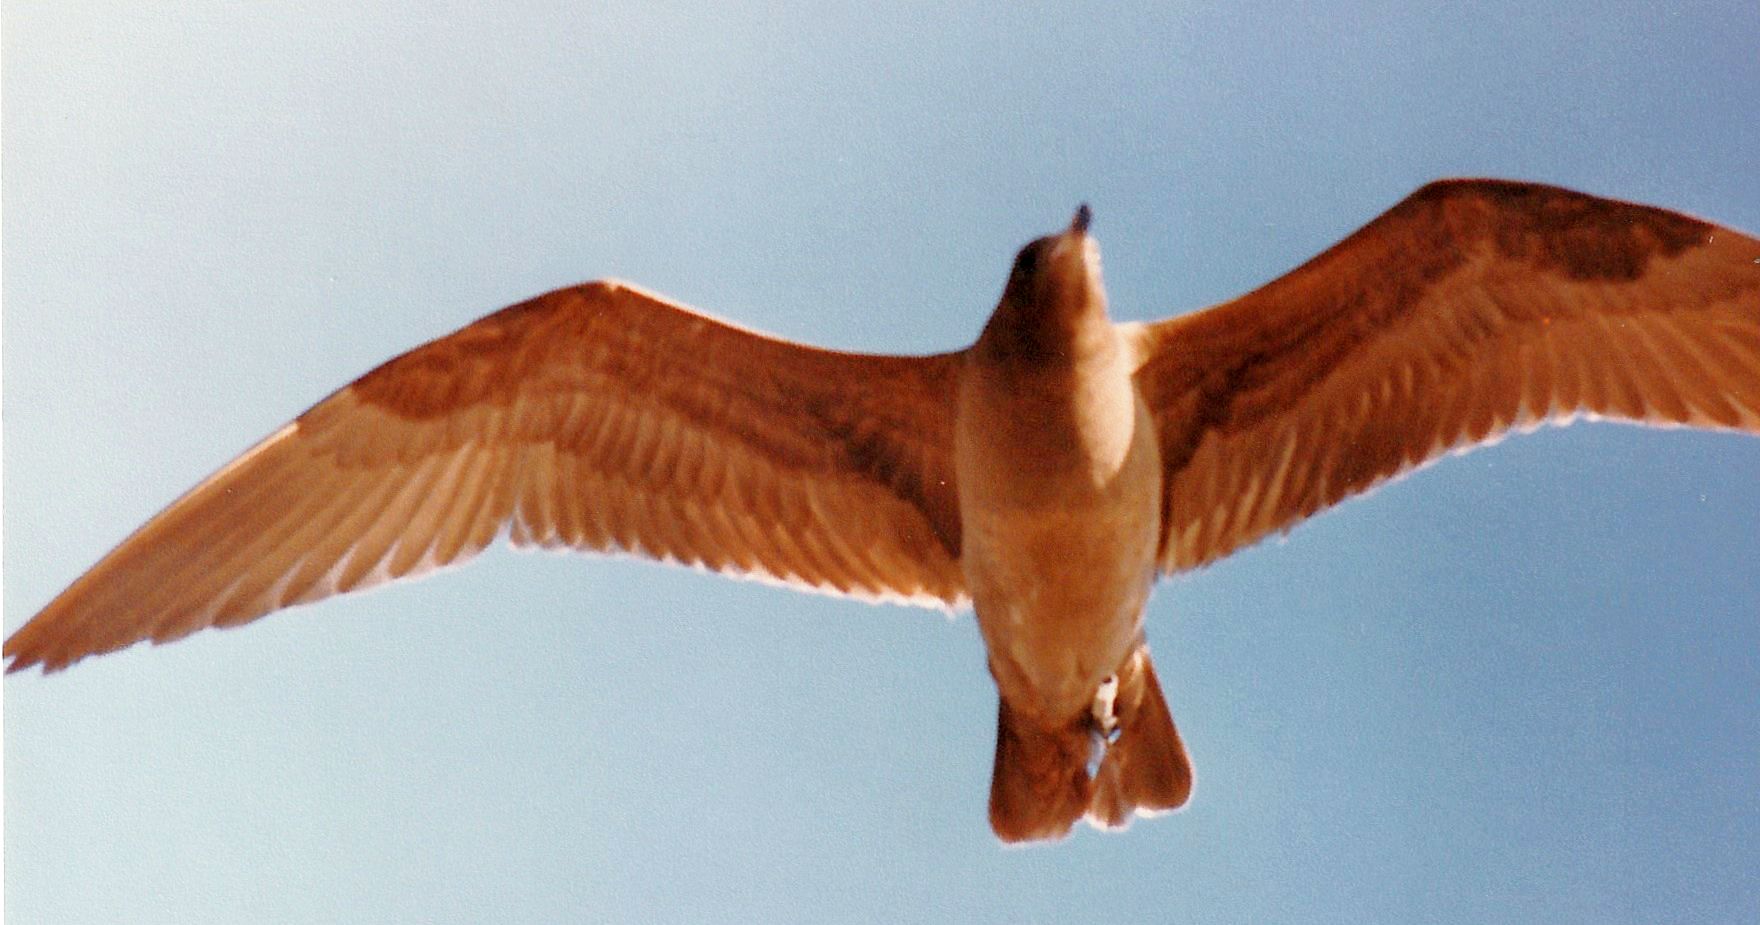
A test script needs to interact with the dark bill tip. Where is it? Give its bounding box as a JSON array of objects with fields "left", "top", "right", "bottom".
[{"left": 1070, "top": 203, "right": 1092, "bottom": 235}]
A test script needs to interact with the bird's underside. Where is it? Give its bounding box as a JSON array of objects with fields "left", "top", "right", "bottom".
[{"left": 6, "top": 178, "right": 1759, "bottom": 843}]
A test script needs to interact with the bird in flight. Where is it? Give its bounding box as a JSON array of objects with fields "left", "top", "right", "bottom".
[{"left": 7, "top": 179, "right": 1758, "bottom": 842}]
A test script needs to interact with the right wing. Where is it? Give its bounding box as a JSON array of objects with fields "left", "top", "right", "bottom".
[{"left": 6, "top": 281, "right": 968, "bottom": 672}]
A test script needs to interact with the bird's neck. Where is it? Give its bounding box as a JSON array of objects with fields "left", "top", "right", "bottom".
[{"left": 976, "top": 292, "right": 1115, "bottom": 373}]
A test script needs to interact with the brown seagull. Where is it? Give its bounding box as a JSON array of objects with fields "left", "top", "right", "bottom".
[{"left": 7, "top": 179, "right": 1759, "bottom": 842}]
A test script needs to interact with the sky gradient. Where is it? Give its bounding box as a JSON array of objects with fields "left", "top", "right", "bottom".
[{"left": 6, "top": 2, "right": 1759, "bottom": 922}]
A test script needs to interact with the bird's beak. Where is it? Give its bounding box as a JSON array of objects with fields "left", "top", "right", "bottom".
[{"left": 1069, "top": 203, "right": 1092, "bottom": 237}]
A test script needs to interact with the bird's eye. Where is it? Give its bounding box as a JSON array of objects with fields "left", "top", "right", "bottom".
[{"left": 1013, "top": 243, "right": 1042, "bottom": 277}]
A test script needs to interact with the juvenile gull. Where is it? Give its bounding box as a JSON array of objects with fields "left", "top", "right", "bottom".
[{"left": 7, "top": 180, "right": 1759, "bottom": 842}]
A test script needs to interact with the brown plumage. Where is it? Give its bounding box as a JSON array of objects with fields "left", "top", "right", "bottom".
[
  {"left": 5, "top": 283, "right": 967, "bottom": 669},
  {"left": 7, "top": 179, "right": 1758, "bottom": 842},
  {"left": 1135, "top": 180, "right": 1758, "bottom": 571}
]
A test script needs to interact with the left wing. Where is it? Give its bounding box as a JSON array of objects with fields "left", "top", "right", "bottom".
[{"left": 1132, "top": 179, "right": 1760, "bottom": 572}]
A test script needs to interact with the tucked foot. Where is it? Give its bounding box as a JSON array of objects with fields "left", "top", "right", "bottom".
[
  {"left": 1087, "top": 647, "right": 1193, "bottom": 830},
  {"left": 1091, "top": 673, "right": 1121, "bottom": 744}
]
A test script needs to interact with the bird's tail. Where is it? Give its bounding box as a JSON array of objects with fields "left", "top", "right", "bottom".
[
  {"left": 987, "top": 647, "right": 1192, "bottom": 843},
  {"left": 988, "top": 695, "right": 1095, "bottom": 842},
  {"left": 1087, "top": 648, "right": 1193, "bottom": 829}
]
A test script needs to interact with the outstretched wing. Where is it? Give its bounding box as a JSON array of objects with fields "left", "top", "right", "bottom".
[
  {"left": 6, "top": 281, "right": 966, "bottom": 672},
  {"left": 1133, "top": 179, "right": 1760, "bottom": 572}
]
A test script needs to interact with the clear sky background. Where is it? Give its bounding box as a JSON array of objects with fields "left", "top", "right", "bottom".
[{"left": 5, "top": 2, "right": 1758, "bottom": 922}]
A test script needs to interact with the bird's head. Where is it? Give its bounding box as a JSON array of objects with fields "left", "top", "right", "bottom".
[
  {"left": 982, "top": 205, "right": 1110, "bottom": 364},
  {"left": 1002, "top": 204, "right": 1103, "bottom": 310}
]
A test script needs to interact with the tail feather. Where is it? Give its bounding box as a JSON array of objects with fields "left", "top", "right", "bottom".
[
  {"left": 988, "top": 698, "right": 1093, "bottom": 843},
  {"left": 1088, "top": 649, "right": 1193, "bottom": 828},
  {"left": 986, "top": 647, "right": 1193, "bottom": 843}
]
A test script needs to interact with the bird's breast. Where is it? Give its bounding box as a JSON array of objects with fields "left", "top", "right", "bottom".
[{"left": 954, "top": 342, "right": 1163, "bottom": 721}]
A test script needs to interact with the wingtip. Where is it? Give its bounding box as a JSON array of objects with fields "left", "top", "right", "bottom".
[
  {"left": 3, "top": 650, "right": 45, "bottom": 676},
  {"left": 4, "top": 625, "right": 79, "bottom": 676},
  {"left": 4, "top": 649, "right": 45, "bottom": 676},
  {"left": 3, "top": 635, "right": 32, "bottom": 675}
]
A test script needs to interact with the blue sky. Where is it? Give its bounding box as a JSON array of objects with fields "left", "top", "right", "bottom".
[{"left": 5, "top": 2, "right": 1758, "bottom": 922}]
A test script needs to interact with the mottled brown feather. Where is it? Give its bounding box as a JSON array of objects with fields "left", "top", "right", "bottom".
[
  {"left": 1135, "top": 179, "right": 1760, "bottom": 572},
  {"left": 5, "top": 281, "right": 966, "bottom": 672}
]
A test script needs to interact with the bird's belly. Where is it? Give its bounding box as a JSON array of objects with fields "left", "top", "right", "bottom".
[
  {"left": 963, "top": 501, "right": 1158, "bottom": 721},
  {"left": 957, "top": 392, "right": 1163, "bottom": 723}
]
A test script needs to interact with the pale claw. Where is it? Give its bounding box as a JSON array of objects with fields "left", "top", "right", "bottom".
[{"left": 1091, "top": 674, "right": 1120, "bottom": 742}]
